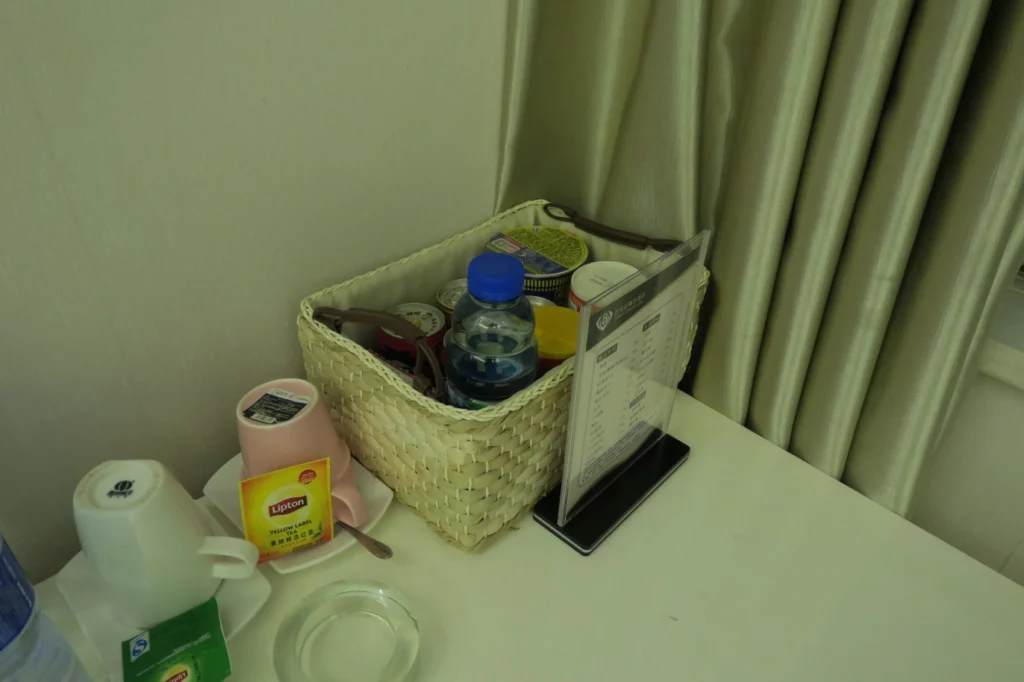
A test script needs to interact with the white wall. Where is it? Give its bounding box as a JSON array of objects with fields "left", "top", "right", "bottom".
[
  {"left": 912, "top": 374, "right": 1024, "bottom": 582},
  {"left": 0, "top": 1, "right": 507, "bottom": 580},
  {"left": 911, "top": 283, "right": 1024, "bottom": 586}
]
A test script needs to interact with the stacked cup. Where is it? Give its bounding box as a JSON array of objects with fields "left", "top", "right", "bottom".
[{"left": 236, "top": 379, "right": 365, "bottom": 527}]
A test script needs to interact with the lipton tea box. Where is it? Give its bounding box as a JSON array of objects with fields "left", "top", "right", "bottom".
[{"left": 238, "top": 458, "right": 333, "bottom": 563}]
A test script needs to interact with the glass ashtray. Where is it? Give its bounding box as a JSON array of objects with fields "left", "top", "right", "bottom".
[{"left": 274, "top": 581, "right": 419, "bottom": 682}]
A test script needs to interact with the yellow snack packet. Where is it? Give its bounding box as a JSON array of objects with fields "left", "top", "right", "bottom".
[{"left": 238, "top": 458, "right": 334, "bottom": 563}]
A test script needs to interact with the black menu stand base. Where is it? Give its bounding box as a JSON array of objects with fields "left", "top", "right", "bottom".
[{"left": 533, "top": 431, "right": 690, "bottom": 556}]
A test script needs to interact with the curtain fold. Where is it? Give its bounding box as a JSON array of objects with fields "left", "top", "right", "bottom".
[
  {"left": 842, "top": 0, "right": 1024, "bottom": 513},
  {"left": 691, "top": 0, "right": 841, "bottom": 420},
  {"left": 495, "top": 0, "right": 652, "bottom": 219},
  {"left": 698, "top": 0, "right": 762, "bottom": 239},
  {"left": 497, "top": 0, "right": 1024, "bottom": 516},
  {"left": 595, "top": 0, "right": 705, "bottom": 238},
  {"left": 790, "top": 0, "right": 990, "bottom": 480},
  {"left": 746, "top": 0, "right": 914, "bottom": 447}
]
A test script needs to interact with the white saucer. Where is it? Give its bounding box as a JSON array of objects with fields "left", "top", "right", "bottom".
[
  {"left": 203, "top": 454, "right": 394, "bottom": 574},
  {"left": 56, "top": 499, "right": 271, "bottom": 681}
]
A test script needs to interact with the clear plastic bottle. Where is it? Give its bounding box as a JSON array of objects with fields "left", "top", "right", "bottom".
[
  {"left": 445, "top": 253, "right": 538, "bottom": 409},
  {"left": 0, "top": 537, "right": 91, "bottom": 682}
]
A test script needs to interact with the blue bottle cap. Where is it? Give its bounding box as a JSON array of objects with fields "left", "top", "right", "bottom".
[{"left": 467, "top": 253, "right": 525, "bottom": 302}]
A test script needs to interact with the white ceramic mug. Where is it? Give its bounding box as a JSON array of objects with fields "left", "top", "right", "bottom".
[{"left": 73, "top": 460, "right": 258, "bottom": 628}]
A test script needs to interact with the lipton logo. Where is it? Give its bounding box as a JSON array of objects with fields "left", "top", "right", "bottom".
[
  {"left": 269, "top": 496, "right": 307, "bottom": 517},
  {"left": 165, "top": 672, "right": 188, "bottom": 682}
]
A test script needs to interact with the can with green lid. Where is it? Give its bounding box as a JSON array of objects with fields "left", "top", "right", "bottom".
[{"left": 485, "top": 226, "right": 588, "bottom": 305}]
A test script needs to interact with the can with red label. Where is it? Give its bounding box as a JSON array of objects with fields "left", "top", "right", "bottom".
[
  {"left": 376, "top": 303, "right": 446, "bottom": 367},
  {"left": 569, "top": 261, "right": 639, "bottom": 311}
]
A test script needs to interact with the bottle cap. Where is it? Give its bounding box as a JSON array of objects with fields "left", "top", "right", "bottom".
[{"left": 467, "top": 253, "right": 525, "bottom": 302}]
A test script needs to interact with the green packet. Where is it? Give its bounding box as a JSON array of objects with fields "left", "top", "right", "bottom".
[{"left": 121, "top": 597, "right": 231, "bottom": 682}]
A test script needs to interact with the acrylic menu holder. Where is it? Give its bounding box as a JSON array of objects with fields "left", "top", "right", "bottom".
[{"left": 533, "top": 232, "right": 708, "bottom": 555}]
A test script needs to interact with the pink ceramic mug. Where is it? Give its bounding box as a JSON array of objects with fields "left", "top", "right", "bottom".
[{"left": 236, "top": 378, "right": 365, "bottom": 526}]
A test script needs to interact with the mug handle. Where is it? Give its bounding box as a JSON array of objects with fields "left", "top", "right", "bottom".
[{"left": 198, "top": 536, "right": 259, "bottom": 580}]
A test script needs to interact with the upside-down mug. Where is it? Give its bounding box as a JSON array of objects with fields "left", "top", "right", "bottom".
[
  {"left": 236, "top": 378, "right": 365, "bottom": 527},
  {"left": 73, "top": 460, "right": 258, "bottom": 628}
]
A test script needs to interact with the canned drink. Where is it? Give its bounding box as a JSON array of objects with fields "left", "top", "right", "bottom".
[
  {"left": 376, "top": 303, "right": 446, "bottom": 367},
  {"left": 370, "top": 351, "right": 417, "bottom": 387},
  {"left": 534, "top": 306, "right": 580, "bottom": 374},
  {"left": 436, "top": 278, "right": 468, "bottom": 318},
  {"left": 569, "top": 261, "right": 639, "bottom": 311}
]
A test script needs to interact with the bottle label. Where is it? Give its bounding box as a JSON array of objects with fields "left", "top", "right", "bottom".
[
  {"left": 445, "top": 380, "right": 500, "bottom": 410},
  {"left": 0, "top": 540, "right": 35, "bottom": 651}
]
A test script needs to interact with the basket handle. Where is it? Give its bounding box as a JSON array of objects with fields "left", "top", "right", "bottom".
[
  {"left": 312, "top": 307, "right": 444, "bottom": 400},
  {"left": 543, "top": 202, "right": 683, "bottom": 252}
]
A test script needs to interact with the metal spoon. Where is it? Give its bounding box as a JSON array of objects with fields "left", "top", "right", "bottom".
[{"left": 336, "top": 520, "right": 393, "bottom": 559}]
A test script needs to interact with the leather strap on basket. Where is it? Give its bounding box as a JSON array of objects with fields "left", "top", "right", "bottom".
[
  {"left": 312, "top": 307, "right": 443, "bottom": 400},
  {"left": 543, "top": 202, "right": 683, "bottom": 252}
]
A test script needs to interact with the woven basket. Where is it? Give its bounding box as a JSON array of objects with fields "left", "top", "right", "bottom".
[{"left": 297, "top": 200, "right": 709, "bottom": 550}]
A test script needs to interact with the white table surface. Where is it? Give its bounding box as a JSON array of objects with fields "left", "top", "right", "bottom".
[{"left": 38, "top": 392, "right": 1024, "bottom": 681}]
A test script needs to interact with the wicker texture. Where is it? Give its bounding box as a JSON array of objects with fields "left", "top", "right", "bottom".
[{"left": 297, "top": 200, "right": 708, "bottom": 550}]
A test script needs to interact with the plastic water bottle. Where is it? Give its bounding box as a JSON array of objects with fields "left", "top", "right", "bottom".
[
  {"left": 0, "top": 537, "right": 91, "bottom": 682},
  {"left": 445, "top": 252, "right": 538, "bottom": 409}
]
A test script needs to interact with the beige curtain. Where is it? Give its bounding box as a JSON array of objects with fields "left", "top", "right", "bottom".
[{"left": 497, "top": 0, "right": 1024, "bottom": 515}]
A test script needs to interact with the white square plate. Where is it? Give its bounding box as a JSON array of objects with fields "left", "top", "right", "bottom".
[
  {"left": 55, "top": 500, "right": 271, "bottom": 681},
  {"left": 203, "top": 454, "right": 394, "bottom": 574}
]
